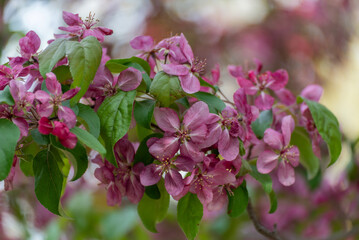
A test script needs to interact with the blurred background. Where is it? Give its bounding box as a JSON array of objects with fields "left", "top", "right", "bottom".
[{"left": 1, "top": 0, "right": 359, "bottom": 239}]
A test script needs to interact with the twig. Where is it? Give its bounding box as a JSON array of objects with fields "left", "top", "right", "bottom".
[
  {"left": 247, "top": 201, "right": 283, "bottom": 240},
  {"left": 217, "top": 87, "right": 232, "bottom": 104}
]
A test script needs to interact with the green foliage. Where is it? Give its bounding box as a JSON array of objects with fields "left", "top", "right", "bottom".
[
  {"left": 106, "top": 57, "right": 152, "bottom": 92},
  {"left": 0, "top": 85, "right": 15, "bottom": 105},
  {"left": 177, "top": 192, "right": 203, "bottom": 240},
  {"left": 0, "top": 119, "right": 20, "bottom": 180},
  {"left": 50, "top": 135, "right": 88, "bottom": 181},
  {"left": 137, "top": 180, "right": 170, "bottom": 232},
  {"left": 291, "top": 127, "right": 320, "bottom": 179},
  {"left": 250, "top": 165, "right": 277, "bottom": 213},
  {"left": 134, "top": 100, "right": 156, "bottom": 129},
  {"left": 303, "top": 98, "right": 342, "bottom": 166},
  {"left": 149, "top": 71, "right": 186, "bottom": 107},
  {"left": 70, "top": 127, "right": 106, "bottom": 156},
  {"left": 33, "top": 148, "right": 64, "bottom": 215},
  {"left": 227, "top": 181, "right": 248, "bottom": 217},
  {"left": 251, "top": 110, "right": 273, "bottom": 139},
  {"left": 134, "top": 133, "right": 163, "bottom": 166},
  {"left": 192, "top": 91, "right": 226, "bottom": 114},
  {"left": 38, "top": 38, "right": 68, "bottom": 77},
  {"left": 98, "top": 90, "right": 136, "bottom": 166},
  {"left": 67, "top": 36, "right": 102, "bottom": 105},
  {"left": 77, "top": 103, "right": 101, "bottom": 138},
  {"left": 144, "top": 184, "right": 161, "bottom": 200}
]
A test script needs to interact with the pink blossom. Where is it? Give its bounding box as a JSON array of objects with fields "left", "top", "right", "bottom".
[
  {"left": 159, "top": 34, "right": 204, "bottom": 94},
  {"left": 94, "top": 138, "right": 145, "bottom": 205},
  {"left": 35, "top": 72, "right": 79, "bottom": 128},
  {"left": 9, "top": 80, "right": 34, "bottom": 117},
  {"left": 257, "top": 115, "right": 300, "bottom": 186},
  {"left": 38, "top": 117, "right": 53, "bottom": 135},
  {"left": 56, "top": 11, "right": 113, "bottom": 42},
  {"left": 52, "top": 121, "right": 77, "bottom": 149},
  {"left": 148, "top": 101, "right": 210, "bottom": 160}
]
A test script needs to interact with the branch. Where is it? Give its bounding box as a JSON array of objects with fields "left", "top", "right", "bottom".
[{"left": 247, "top": 201, "right": 283, "bottom": 240}]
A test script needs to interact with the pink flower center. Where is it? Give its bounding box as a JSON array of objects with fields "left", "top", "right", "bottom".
[{"left": 176, "top": 129, "right": 191, "bottom": 143}]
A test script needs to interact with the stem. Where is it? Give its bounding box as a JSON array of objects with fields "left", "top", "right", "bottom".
[
  {"left": 247, "top": 201, "right": 283, "bottom": 240},
  {"left": 217, "top": 87, "right": 232, "bottom": 103}
]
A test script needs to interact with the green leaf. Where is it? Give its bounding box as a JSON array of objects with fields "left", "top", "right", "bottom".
[
  {"left": 0, "top": 119, "right": 20, "bottom": 180},
  {"left": 145, "top": 184, "right": 161, "bottom": 199},
  {"left": 268, "top": 190, "right": 278, "bottom": 214},
  {"left": 30, "top": 129, "right": 50, "bottom": 145},
  {"left": 138, "top": 180, "right": 170, "bottom": 232},
  {"left": 134, "top": 100, "right": 156, "bottom": 129},
  {"left": 291, "top": 127, "right": 320, "bottom": 179},
  {"left": 177, "top": 192, "right": 203, "bottom": 240},
  {"left": 0, "top": 86, "right": 15, "bottom": 105},
  {"left": 239, "top": 140, "right": 246, "bottom": 156},
  {"left": 134, "top": 133, "right": 163, "bottom": 165},
  {"left": 227, "top": 181, "right": 248, "bottom": 217},
  {"left": 67, "top": 36, "right": 102, "bottom": 105},
  {"left": 199, "top": 76, "right": 217, "bottom": 92},
  {"left": 303, "top": 98, "right": 342, "bottom": 166},
  {"left": 50, "top": 135, "right": 88, "bottom": 182},
  {"left": 33, "top": 149, "right": 64, "bottom": 215},
  {"left": 249, "top": 165, "right": 272, "bottom": 194},
  {"left": 251, "top": 110, "right": 273, "bottom": 139},
  {"left": 98, "top": 90, "right": 136, "bottom": 166},
  {"left": 70, "top": 127, "right": 106, "bottom": 155},
  {"left": 250, "top": 165, "right": 277, "bottom": 213},
  {"left": 52, "top": 65, "right": 72, "bottom": 83},
  {"left": 38, "top": 38, "right": 68, "bottom": 78},
  {"left": 77, "top": 103, "right": 100, "bottom": 138},
  {"left": 149, "top": 71, "right": 186, "bottom": 107},
  {"left": 192, "top": 91, "right": 226, "bottom": 114},
  {"left": 20, "top": 158, "right": 34, "bottom": 177},
  {"left": 106, "top": 57, "right": 151, "bottom": 75}
]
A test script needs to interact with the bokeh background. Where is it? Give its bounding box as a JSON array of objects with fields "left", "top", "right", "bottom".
[{"left": 1, "top": 0, "right": 359, "bottom": 239}]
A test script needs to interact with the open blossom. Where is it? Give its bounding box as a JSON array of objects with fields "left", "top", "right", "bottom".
[
  {"left": 35, "top": 72, "right": 79, "bottom": 128},
  {"left": 94, "top": 138, "right": 145, "bottom": 205},
  {"left": 148, "top": 101, "right": 210, "bottom": 160},
  {"left": 233, "top": 63, "right": 289, "bottom": 110},
  {"left": 130, "top": 36, "right": 157, "bottom": 78},
  {"left": 87, "top": 65, "right": 142, "bottom": 108},
  {"left": 140, "top": 149, "right": 195, "bottom": 196},
  {"left": 9, "top": 31, "right": 41, "bottom": 67},
  {"left": 257, "top": 115, "right": 300, "bottom": 186},
  {"left": 160, "top": 34, "right": 205, "bottom": 94},
  {"left": 56, "top": 11, "right": 113, "bottom": 42},
  {"left": 9, "top": 80, "right": 34, "bottom": 117}
]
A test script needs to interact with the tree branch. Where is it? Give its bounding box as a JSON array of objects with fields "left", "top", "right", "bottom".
[{"left": 247, "top": 201, "right": 283, "bottom": 240}]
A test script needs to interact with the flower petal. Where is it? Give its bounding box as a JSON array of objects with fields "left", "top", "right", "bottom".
[
  {"left": 130, "top": 36, "right": 154, "bottom": 52},
  {"left": 257, "top": 150, "right": 279, "bottom": 174},
  {"left": 179, "top": 73, "right": 200, "bottom": 94},
  {"left": 140, "top": 164, "right": 162, "bottom": 186},
  {"left": 149, "top": 136, "right": 179, "bottom": 159},
  {"left": 45, "top": 72, "right": 62, "bottom": 96},
  {"left": 281, "top": 115, "right": 295, "bottom": 146},
  {"left": 218, "top": 128, "right": 239, "bottom": 161},
  {"left": 161, "top": 63, "right": 189, "bottom": 76},
  {"left": 183, "top": 101, "right": 209, "bottom": 130},
  {"left": 263, "top": 129, "right": 283, "bottom": 150},
  {"left": 277, "top": 161, "right": 295, "bottom": 186},
  {"left": 165, "top": 169, "right": 184, "bottom": 196},
  {"left": 154, "top": 107, "right": 180, "bottom": 133},
  {"left": 117, "top": 67, "right": 142, "bottom": 91}
]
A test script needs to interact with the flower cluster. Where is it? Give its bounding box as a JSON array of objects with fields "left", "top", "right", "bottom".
[{"left": 0, "top": 11, "right": 343, "bottom": 240}]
